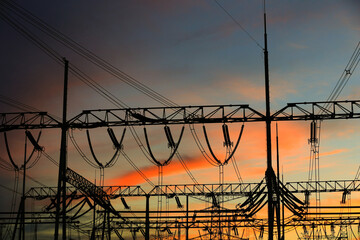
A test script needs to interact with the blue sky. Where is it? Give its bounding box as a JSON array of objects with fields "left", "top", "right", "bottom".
[{"left": 1, "top": 1, "right": 359, "bottom": 113}]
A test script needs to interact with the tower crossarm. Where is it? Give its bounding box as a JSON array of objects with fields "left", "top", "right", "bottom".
[
  {"left": 2, "top": 100, "right": 360, "bottom": 131},
  {"left": 285, "top": 179, "right": 360, "bottom": 193},
  {"left": 25, "top": 186, "right": 78, "bottom": 199},
  {"left": 25, "top": 186, "right": 148, "bottom": 198},
  {"left": 148, "top": 182, "right": 264, "bottom": 196},
  {"left": 24, "top": 179, "right": 360, "bottom": 200},
  {"left": 68, "top": 104, "right": 265, "bottom": 128},
  {"left": 272, "top": 100, "right": 360, "bottom": 121},
  {"left": 0, "top": 112, "right": 61, "bottom": 132}
]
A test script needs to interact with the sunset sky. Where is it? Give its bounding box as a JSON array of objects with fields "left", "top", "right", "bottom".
[{"left": 0, "top": 0, "right": 359, "bottom": 239}]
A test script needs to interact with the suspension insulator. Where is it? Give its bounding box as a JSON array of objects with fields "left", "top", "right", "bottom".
[
  {"left": 121, "top": 197, "right": 130, "bottom": 209},
  {"left": 233, "top": 227, "right": 238, "bottom": 236},
  {"left": 107, "top": 128, "right": 126, "bottom": 150},
  {"left": 192, "top": 213, "right": 196, "bottom": 221},
  {"left": 175, "top": 196, "right": 183, "bottom": 208},
  {"left": 211, "top": 194, "right": 219, "bottom": 208},
  {"left": 304, "top": 190, "right": 310, "bottom": 206},
  {"left": 260, "top": 226, "right": 264, "bottom": 237},
  {"left": 309, "top": 121, "right": 317, "bottom": 143},
  {"left": 140, "top": 229, "right": 146, "bottom": 237},
  {"left": 164, "top": 126, "right": 176, "bottom": 148},
  {"left": 341, "top": 189, "right": 349, "bottom": 204},
  {"left": 25, "top": 131, "right": 43, "bottom": 151},
  {"left": 222, "top": 124, "right": 232, "bottom": 147},
  {"left": 107, "top": 128, "right": 120, "bottom": 149}
]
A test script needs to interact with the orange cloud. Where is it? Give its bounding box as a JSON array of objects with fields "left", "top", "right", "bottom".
[
  {"left": 108, "top": 121, "right": 324, "bottom": 185},
  {"left": 281, "top": 148, "right": 347, "bottom": 176},
  {"left": 103, "top": 118, "right": 351, "bottom": 188},
  {"left": 109, "top": 156, "right": 211, "bottom": 186}
]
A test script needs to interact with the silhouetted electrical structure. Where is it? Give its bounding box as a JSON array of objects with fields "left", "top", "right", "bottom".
[
  {"left": 1, "top": 0, "right": 360, "bottom": 239},
  {"left": 2, "top": 89, "right": 360, "bottom": 239}
]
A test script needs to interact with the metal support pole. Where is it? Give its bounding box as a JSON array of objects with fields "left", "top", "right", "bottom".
[
  {"left": 34, "top": 220, "right": 38, "bottom": 240},
  {"left": 228, "top": 215, "right": 231, "bottom": 240},
  {"left": 177, "top": 220, "right": 181, "bottom": 240},
  {"left": 91, "top": 199, "right": 96, "bottom": 240},
  {"left": 101, "top": 210, "right": 106, "bottom": 240},
  {"left": 186, "top": 195, "right": 189, "bottom": 240},
  {"left": 282, "top": 171, "right": 285, "bottom": 239},
  {"left": 263, "top": 3, "right": 275, "bottom": 239},
  {"left": 145, "top": 195, "right": 150, "bottom": 240},
  {"left": 219, "top": 207, "right": 222, "bottom": 240},
  {"left": 12, "top": 200, "right": 22, "bottom": 240},
  {"left": 107, "top": 210, "right": 111, "bottom": 240},
  {"left": 54, "top": 58, "right": 69, "bottom": 240},
  {"left": 276, "top": 124, "right": 281, "bottom": 240},
  {"left": 19, "top": 134, "right": 27, "bottom": 240},
  {"left": 132, "top": 230, "right": 136, "bottom": 240}
]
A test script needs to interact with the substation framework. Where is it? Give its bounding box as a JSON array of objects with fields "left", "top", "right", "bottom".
[
  {"left": 0, "top": 3, "right": 359, "bottom": 240},
  {"left": 1, "top": 100, "right": 360, "bottom": 240}
]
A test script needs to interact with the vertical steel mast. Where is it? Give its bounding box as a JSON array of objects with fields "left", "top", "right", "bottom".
[
  {"left": 54, "top": 58, "right": 69, "bottom": 240},
  {"left": 263, "top": 1, "right": 275, "bottom": 239},
  {"left": 19, "top": 134, "right": 27, "bottom": 240}
]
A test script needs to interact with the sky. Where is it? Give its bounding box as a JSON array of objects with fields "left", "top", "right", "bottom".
[{"left": 0, "top": 0, "right": 359, "bottom": 239}]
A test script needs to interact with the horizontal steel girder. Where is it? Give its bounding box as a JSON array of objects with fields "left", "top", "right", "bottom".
[
  {"left": 25, "top": 179, "right": 360, "bottom": 198},
  {"left": 2, "top": 100, "right": 360, "bottom": 131}
]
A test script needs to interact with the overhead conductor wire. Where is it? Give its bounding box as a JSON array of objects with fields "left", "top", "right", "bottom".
[
  {"left": 0, "top": 0, "right": 260, "bottom": 204},
  {"left": 0, "top": 3, "right": 145, "bottom": 235},
  {"left": 214, "top": 0, "right": 263, "bottom": 50},
  {"left": 319, "top": 41, "right": 360, "bottom": 183},
  {"left": 0, "top": 15, "right": 220, "bottom": 240},
  {"left": 0, "top": 1, "right": 157, "bottom": 188},
  {"left": 0, "top": 0, "right": 202, "bottom": 186},
  {"left": 0, "top": 6, "right": 255, "bottom": 228},
  {"left": 0, "top": 7, "right": 265, "bottom": 235}
]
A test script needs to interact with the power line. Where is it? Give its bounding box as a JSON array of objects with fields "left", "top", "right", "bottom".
[
  {"left": 323, "top": 41, "right": 360, "bottom": 110},
  {"left": 0, "top": 182, "right": 21, "bottom": 195},
  {"left": 0, "top": 0, "right": 233, "bottom": 186},
  {"left": 0, "top": 3, "right": 155, "bottom": 184},
  {"left": 214, "top": 0, "right": 263, "bottom": 50},
  {"left": 0, "top": 0, "right": 177, "bottom": 108},
  {"left": 0, "top": 1, "right": 129, "bottom": 109}
]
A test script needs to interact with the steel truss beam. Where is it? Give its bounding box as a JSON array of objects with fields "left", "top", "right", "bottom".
[
  {"left": 148, "top": 183, "right": 263, "bottom": 196},
  {"left": 2, "top": 100, "right": 360, "bottom": 131},
  {"left": 112, "top": 216, "right": 360, "bottom": 229},
  {"left": 25, "top": 186, "right": 147, "bottom": 198},
  {"left": 65, "top": 168, "right": 120, "bottom": 217},
  {"left": 113, "top": 219, "right": 259, "bottom": 230},
  {"left": 1, "top": 213, "right": 358, "bottom": 229},
  {"left": 0, "top": 221, "right": 79, "bottom": 225},
  {"left": 285, "top": 179, "right": 360, "bottom": 193},
  {"left": 65, "top": 100, "right": 360, "bottom": 126},
  {"left": 273, "top": 100, "right": 360, "bottom": 121},
  {"left": 68, "top": 104, "right": 264, "bottom": 127},
  {"left": 285, "top": 180, "right": 360, "bottom": 193},
  {"left": 0, "top": 112, "right": 61, "bottom": 131},
  {"left": 25, "top": 186, "right": 76, "bottom": 199},
  {"left": 291, "top": 217, "right": 360, "bottom": 226},
  {"left": 25, "top": 179, "right": 360, "bottom": 199}
]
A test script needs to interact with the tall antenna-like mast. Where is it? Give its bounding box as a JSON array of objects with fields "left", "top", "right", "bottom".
[
  {"left": 54, "top": 58, "right": 69, "bottom": 240},
  {"left": 263, "top": 1, "right": 276, "bottom": 239}
]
